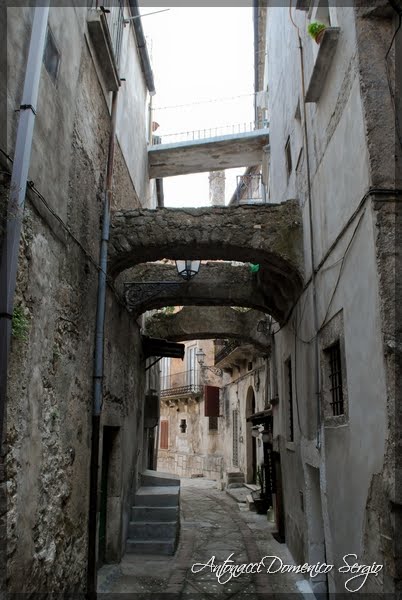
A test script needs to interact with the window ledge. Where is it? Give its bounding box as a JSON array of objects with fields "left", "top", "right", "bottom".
[
  {"left": 324, "top": 414, "right": 348, "bottom": 428},
  {"left": 87, "top": 9, "right": 120, "bottom": 92},
  {"left": 305, "top": 27, "right": 340, "bottom": 103}
]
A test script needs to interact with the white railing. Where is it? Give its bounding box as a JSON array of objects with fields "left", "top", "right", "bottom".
[{"left": 151, "top": 120, "right": 268, "bottom": 146}]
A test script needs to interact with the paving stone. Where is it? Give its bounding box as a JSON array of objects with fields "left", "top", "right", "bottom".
[{"left": 98, "top": 477, "right": 304, "bottom": 597}]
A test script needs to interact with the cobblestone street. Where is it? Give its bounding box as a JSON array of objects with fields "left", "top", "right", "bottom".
[{"left": 98, "top": 478, "right": 304, "bottom": 597}]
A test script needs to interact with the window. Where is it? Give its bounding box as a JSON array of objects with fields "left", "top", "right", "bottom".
[
  {"left": 319, "top": 310, "right": 348, "bottom": 424},
  {"left": 160, "top": 420, "right": 168, "bottom": 449},
  {"left": 209, "top": 416, "right": 218, "bottom": 432},
  {"left": 186, "top": 344, "right": 197, "bottom": 387},
  {"left": 325, "top": 341, "right": 344, "bottom": 416},
  {"left": 43, "top": 26, "right": 60, "bottom": 84},
  {"left": 179, "top": 419, "right": 187, "bottom": 434},
  {"left": 160, "top": 357, "right": 171, "bottom": 392},
  {"left": 285, "top": 358, "right": 294, "bottom": 442},
  {"left": 285, "top": 137, "right": 292, "bottom": 178}
]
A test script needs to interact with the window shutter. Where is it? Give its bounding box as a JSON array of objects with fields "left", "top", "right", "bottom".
[
  {"left": 160, "top": 420, "right": 169, "bottom": 449},
  {"left": 204, "top": 386, "right": 220, "bottom": 417}
]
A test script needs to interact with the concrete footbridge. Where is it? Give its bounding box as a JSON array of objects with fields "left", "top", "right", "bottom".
[{"left": 148, "top": 128, "right": 270, "bottom": 178}]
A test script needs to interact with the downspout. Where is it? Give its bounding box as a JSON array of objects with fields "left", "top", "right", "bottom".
[
  {"left": 294, "top": 25, "right": 321, "bottom": 449},
  {"left": 0, "top": 4, "right": 49, "bottom": 446},
  {"left": 87, "top": 89, "right": 119, "bottom": 596}
]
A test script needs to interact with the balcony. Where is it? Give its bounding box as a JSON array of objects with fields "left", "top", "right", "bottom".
[
  {"left": 234, "top": 173, "right": 265, "bottom": 205},
  {"left": 160, "top": 370, "right": 202, "bottom": 400},
  {"left": 215, "top": 339, "right": 259, "bottom": 370},
  {"left": 87, "top": 1, "right": 124, "bottom": 91}
]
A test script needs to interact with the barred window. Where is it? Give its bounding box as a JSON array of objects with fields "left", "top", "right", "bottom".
[
  {"left": 325, "top": 341, "right": 344, "bottom": 416},
  {"left": 285, "top": 358, "right": 294, "bottom": 442}
]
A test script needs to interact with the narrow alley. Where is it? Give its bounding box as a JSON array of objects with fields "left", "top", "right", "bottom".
[
  {"left": 98, "top": 478, "right": 304, "bottom": 597},
  {"left": 1, "top": 2, "right": 401, "bottom": 598}
]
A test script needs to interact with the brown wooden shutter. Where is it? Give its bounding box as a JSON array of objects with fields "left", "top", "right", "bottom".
[
  {"left": 160, "top": 420, "right": 169, "bottom": 449},
  {"left": 204, "top": 386, "right": 220, "bottom": 417}
]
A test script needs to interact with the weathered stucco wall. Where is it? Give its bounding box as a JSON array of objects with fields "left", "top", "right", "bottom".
[
  {"left": 4, "top": 6, "right": 153, "bottom": 592},
  {"left": 265, "top": 5, "right": 395, "bottom": 594}
]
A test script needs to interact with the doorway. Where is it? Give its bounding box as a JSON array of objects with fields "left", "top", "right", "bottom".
[
  {"left": 245, "top": 387, "right": 257, "bottom": 483},
  {"left": 98, "top": 426, "right": 119, "bottom": 566}
]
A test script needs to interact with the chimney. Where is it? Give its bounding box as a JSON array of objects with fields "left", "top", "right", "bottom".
[{"left": 209, "top": 171, "right": 226, "bottom": 206}]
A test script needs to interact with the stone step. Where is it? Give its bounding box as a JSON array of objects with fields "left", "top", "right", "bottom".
[
  {"left": 227, "top": 474, "right": 245, "bottom": 484},
  {"left": 134, "top": 486, "right": 180, "bottom": 507},
  {"left": 128, "top": 521, "right": 177, "bottom": 540},
  {"left": 141, "top": 469, "right": 180, "bottom": 488},
  {"left": 126, "top": 538, "right": 176, "bottom": 555},
  {"left": 132, "top": 505, "right": 179, "bottom": 522},
  {"left": 246, "top": 493, "right": 256, "bottom": 512},
  {"left": 244, "top": 483, "right": 260, "bottom": 491}
]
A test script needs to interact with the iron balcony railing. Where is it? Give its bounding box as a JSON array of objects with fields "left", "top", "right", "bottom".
[
  {"left": 93, "top": 0, "right": 124, "bottom": 69},
  {"left": 236, "top": 173, "right": 265, "bottom": 205},
  {"left": 215, "top": 340, "right": 240, "bottom": 365},
  {"left": 160, "top": 369, "right": 202, "bottom": 398}
]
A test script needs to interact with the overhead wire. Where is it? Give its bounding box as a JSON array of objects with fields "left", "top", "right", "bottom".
[{"left": 0, "top": 147, "right": 126, "bottom": 308}]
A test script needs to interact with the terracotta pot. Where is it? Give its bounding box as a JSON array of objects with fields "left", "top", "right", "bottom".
[{"left": 315, "top": 28, "right": 326, "bottom": 44}]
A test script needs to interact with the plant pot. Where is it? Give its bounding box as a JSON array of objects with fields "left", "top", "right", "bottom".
[
  {"left": 252, "top": 492, "right": 269, "bottom": 514},
  {"left": 315, "top": 28, "right": 326, "bottom": 44}
]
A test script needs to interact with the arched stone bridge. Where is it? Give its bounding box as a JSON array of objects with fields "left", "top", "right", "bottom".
[
  {"left": 110, "top": 202, "right": 304, "bottom": 322},
  {"left": 109, "top": 202, "right": 303, "bottom": 274},
  {"left": 121, "top": 261, "right": 298, "bottom": 323},
  {"left": 144, "top": 306, "right": 270, "bottom": 352}
]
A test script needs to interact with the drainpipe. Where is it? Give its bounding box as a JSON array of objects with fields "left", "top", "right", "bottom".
[
  {"left": 87, "top": 90, "right": 119, "bottom": 597},
  {"left": 296, "top": 33, "right": 321, "bottom": 449},
  {"left": 0, "top": 4, "right": 49, "bottom": 446}
]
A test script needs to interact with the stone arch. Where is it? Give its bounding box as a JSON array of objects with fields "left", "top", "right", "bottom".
[
  {"left": 118, "top": 261, "right": 300, "bottom": 323},
  {"left": 245, "top": 386, "right": 257, "bottom": 484},
  {"left": 144, "top": 306, "right": 270, "bottom": 352},
  {"left": 109, "top": 204, "right": 303, "bottom": 289}
]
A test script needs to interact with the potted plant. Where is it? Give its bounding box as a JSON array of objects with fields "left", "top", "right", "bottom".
[{"left": 307, "top": 21, "right": 327, "bottom": 44}]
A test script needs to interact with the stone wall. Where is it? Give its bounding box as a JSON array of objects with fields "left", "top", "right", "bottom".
[{"left": 4, "top": 6, "right": 153, "bottom": 592}]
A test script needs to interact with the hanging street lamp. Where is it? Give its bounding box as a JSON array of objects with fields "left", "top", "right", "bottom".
[{"left": 175, "top": 260, "right": 201, "bottom": 281}]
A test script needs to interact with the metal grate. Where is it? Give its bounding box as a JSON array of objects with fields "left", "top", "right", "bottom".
[
  {"left": 286, "top": 358, "right": 294, "bottom": 442},
  {"left": 232, "top": 410, "right": 239, "bottom": 466},
  {"left": 326, "top": 341, "right": 344, "bottom": 416}
]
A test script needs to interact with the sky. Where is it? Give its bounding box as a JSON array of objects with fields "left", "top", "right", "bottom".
[{"left": 139, "top": 6, "right": 254, "bottom": 207}]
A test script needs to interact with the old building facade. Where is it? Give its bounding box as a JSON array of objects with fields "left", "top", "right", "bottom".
[
  {"left": 2, "top": 3, "right": 160, "bottom": 592},
  {"left": 257, "top": 2, "right": 400, "bottom": 595}
]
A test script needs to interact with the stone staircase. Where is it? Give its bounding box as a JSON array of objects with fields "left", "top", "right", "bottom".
[
  {"left": 126, "top": 470, "right": 180, "bottom": 555},
  {"left": 226, "top": 471, "right": 245, "bottom": 487}
]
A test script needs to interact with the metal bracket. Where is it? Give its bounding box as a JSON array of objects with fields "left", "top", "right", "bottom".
[
  {"left": 124, "top": 280, "right": 185, "bottom": 311},
  {"left": 17, "top": 104, "right": 37, "bottom": 115}
]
